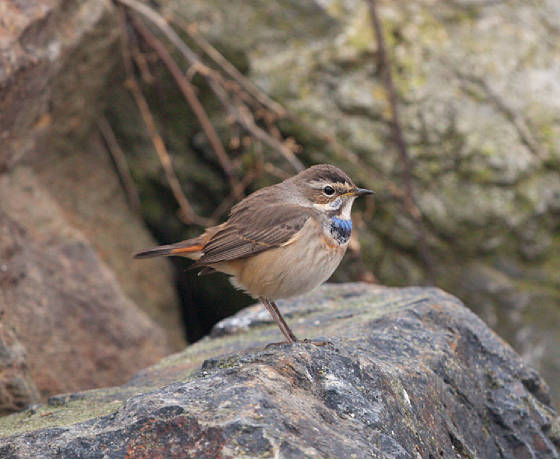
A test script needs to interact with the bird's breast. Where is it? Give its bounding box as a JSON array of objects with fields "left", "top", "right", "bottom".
[{"left": 229, "top": 217, "right": 348, "bottom": 299}]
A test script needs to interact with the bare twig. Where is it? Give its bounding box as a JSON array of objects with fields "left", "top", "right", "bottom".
[
  {"left": 97, "top": 116, "right": 141, "bottom": 211},
  {"left": 219, "top": 89, "right": 304, "bottom": 171},
  {"left": 172, "top": 18, "right": 287, "bottom": 118},
  {"left": 131, "top": 16, "right": 243, "bottom": 199},
  {"left": 366, "top": 0, "right": 436, "bottom": 283},
  {"left": 118, "top": 7, "right": 211, "bottom": 226},
  {"left": 117, "top": 0, "right": 203, "bottom": 66},
  {"left": 263, "top": 162, "right": 291, "bottom": 180},
  {"left": 129, "top": 32, "right": 155, "bottom": 84},
  {"left": 114, "top": 0, "right": 304, "bottom": 172},
  {"left": 209, "top": 168, "right": 258, "bottom": 221}
]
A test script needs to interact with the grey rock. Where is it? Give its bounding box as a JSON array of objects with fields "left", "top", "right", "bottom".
[{"left": 0, "top": 284, "right": 557, "bottom": 458}]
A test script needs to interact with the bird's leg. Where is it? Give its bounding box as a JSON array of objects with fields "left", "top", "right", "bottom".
[
  {"left": 259, "top": 297, "right": 331, "bottom": 346},
  {"left": 260, "top": 297, "right": 298, "bottom": 344}
]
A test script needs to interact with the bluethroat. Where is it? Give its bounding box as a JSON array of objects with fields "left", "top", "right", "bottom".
[{"left": 135, "top": 164, "right": 373, "bottom": 345}]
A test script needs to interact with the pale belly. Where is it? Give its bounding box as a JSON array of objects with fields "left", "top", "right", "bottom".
[{"left": 223, "top": 219, "right": 348, "bottom": 300}]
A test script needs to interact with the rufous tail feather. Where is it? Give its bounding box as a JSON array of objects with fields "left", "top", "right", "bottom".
[{"left": 134, "top": 241, "right": 204, "bottom": 259}]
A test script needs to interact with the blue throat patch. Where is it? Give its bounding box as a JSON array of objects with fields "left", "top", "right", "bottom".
[{"left": 329, "top": 217, "right": 352, "bottom": 244}]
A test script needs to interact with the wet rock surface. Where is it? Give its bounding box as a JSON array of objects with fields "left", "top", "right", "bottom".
[{"left": 0, "top": 284, "right": 557, "bottom": 458}]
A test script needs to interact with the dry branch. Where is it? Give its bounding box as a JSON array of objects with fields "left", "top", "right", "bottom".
[
  {"left": 214, "top": 87, "right": 305, "bottom": 171},
  {"left": 173, "top": 18, "right": 287, "bottom": 118},
  {"left": 366, "top": 0, "right": 436, "bottom": 283},
  {"left": 98, "top": 116, "right": 141, "bottom": 211},
  {"left": 117, "top": 0, "right": 202, "bottom": 66},
  {"left": 131, "top": 16, "right": 243, "bottom": 199},
  {"left": 209, "top": 168, "right": 259, "bottom": 221},
  {"left": 115, "top": 0, "right": 304, "bottom": 172},
  {"left": 118, "top": 7, "right": 211, "bottom": 226}
]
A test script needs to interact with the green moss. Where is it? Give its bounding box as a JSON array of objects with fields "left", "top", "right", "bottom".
[{"left": 0, "top": 395, "right": 123, "bottom": 437}]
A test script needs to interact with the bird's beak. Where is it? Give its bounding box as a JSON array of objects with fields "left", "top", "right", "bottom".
[{"left": 354, "top": 187, "right": 374, "bottom": 197}]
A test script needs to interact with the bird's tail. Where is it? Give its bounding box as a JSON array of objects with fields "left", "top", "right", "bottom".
[{"left": 134, "top": 238, "right": 205, "bottom": 260}]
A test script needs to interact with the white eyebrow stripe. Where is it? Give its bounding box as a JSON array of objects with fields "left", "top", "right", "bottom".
[
  {"left": 307, "top": 180, "right": 329, "bottom": 189},
  {"left": 308, "top": 181, "right": 353, "bottom": 193}
]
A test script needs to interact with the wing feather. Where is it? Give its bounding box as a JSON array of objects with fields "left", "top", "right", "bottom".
[{"left": 194, "top": 204, "right": 317, "bottom": 266}]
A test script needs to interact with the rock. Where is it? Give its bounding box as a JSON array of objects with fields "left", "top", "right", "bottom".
[
  {"left": 0, "top": 170, "right": 170, "bottom": 400},
  {"left": 0, "top": 324, "right": 39, "bottom": 416},
  {"left": 0, "top": 284, "right": 557, "bottom": 458},
  {"left": 0, "top": 0, "right": 115, "bottom": 169},
  {"left": 0, "top": 0, "right": 185, "bottom": 408},
  {"left": 31, "top": 130, "right": 186, "bottom": 351}
]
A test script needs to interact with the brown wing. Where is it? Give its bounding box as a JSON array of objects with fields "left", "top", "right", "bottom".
[{"left": 193, "top": 204, "right": 317, "bottom": 266}]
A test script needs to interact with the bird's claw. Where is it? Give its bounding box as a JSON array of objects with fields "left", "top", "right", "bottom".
[
  {"left": 265, "top": 338, "right": 332, "bottom": 348},
  {"left": 300, "top": 338, "right": 332, "bottom": 346}
]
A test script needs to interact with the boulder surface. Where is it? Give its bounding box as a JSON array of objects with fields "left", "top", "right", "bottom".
[{"left": 0, "top": 283, "right": 557, "bottom": 458}]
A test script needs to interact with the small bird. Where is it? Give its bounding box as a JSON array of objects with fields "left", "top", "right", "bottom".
[{"left": 135, "top": 164, "right": 373, "bottom": 345}]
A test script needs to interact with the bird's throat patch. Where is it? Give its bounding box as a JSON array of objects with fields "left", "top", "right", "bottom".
[{"left": 329, "top": 218, "right": 352, "bottom": 244}]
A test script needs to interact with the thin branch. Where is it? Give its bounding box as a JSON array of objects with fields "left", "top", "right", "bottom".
[
  {"left": 217, "top": 88, "right": 305, "bottom": 171},
  {"left": 209, "top": 168, "right": 258, "bottom": 221},
  {"left": 117, "top": 0, "right": 203, "bottom": 67},
  {"left": 366, "top": 0, "right": 436, "bottom": 283},
  {"left": 114, "top": 0, "right": 304, "bottom": 172},
  {"left": 129, "top": 31, "right": 155, "bottom": 84},
  {"left": 131, "top": 16, "right": 243, "bottom": 200},
  {"left": 263, "top": 162, "right": 291, "bottom": 180},
  {"left": 172, "top": 18, "right": 287, "bottom": 118},
  {"left": 97, "top": 116, "right": 141, "bottom": 211},
  {"left": 118, "top": 7, "right": 211, "bottom": 226}
]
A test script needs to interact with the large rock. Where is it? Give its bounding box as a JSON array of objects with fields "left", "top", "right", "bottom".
[
  {"left": 0, "top": 284, "right": 557, "bottom": 458},
  {"left": 0, "top": 0, "right": 184, "bottom": 409},
  {"left": 0, "top": 172, "right": 171, "bottom": 402}
]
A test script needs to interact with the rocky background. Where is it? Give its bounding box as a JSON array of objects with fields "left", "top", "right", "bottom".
[{"left": 1, "top": 0, "right": 559, "bottom": 421}]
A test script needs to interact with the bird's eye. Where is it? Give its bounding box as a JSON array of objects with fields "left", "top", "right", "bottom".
[{"left": 323, "top": 185, "right": 335, "bottom": 196}]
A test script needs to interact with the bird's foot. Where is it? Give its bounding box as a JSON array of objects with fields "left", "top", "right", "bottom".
[
  {"left": 265, "top": 338, "right": 332, "bottom": 348},
  {"left": 265, "top": 341, "right": 290, "bottom": 348},
  {"left": 300, "top": 338, "right": 332, "bottom": 346}
]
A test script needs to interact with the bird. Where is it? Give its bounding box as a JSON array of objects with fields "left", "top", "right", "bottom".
[{"left": 134, "top": 164, "right": 373, "bottom": 345}]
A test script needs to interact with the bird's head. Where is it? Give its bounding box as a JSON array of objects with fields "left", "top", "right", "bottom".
[{"left": 289, "top": 164, "right": 373, "bottom": 218}]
